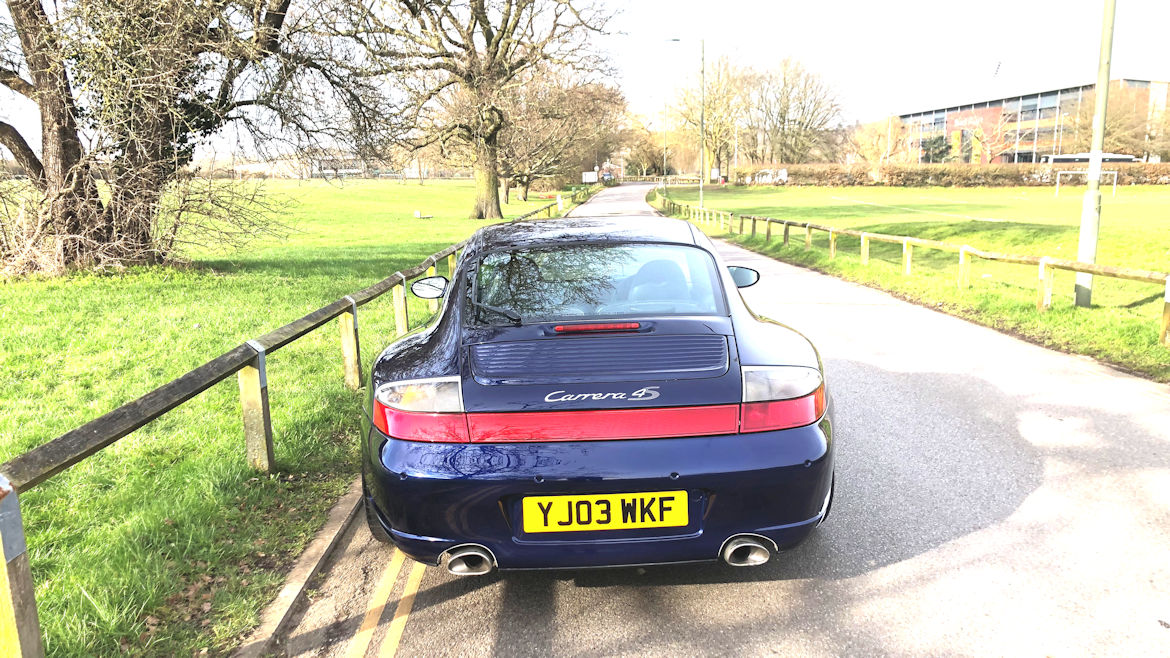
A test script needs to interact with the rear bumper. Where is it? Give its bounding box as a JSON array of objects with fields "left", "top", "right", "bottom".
[{"left": 362, "top": 416, "right": 834, "bottom": 569}]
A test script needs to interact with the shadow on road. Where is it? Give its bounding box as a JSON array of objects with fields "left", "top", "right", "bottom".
[
  {"left": 284, "top": 355, "right": 1170, "bottom": 656},
  {"left": 552, "top": 360, "right": 1046, "bottom": 588}
]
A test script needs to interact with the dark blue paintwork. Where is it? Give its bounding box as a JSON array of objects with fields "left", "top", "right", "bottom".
[{"left": 361, "top": 216, "right": 835, "bottom": 569}]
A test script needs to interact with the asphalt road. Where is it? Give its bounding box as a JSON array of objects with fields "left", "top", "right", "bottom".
[{"left": 279, "top": 184, "right": 1170, "bottom": 657}]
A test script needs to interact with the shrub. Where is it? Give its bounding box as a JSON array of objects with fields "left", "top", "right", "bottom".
[{"left": 720, "top": 161, "right": 1170, "bottom": 187}]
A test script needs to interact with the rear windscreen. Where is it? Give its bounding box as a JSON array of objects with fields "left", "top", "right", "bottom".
[{"left": 469, "top": 243, "right": 726, "bottom": 325}]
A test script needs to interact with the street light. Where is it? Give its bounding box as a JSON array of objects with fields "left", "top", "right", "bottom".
[
  {"left": 1076, "top": 0, "right": 1116, "bottom": 307},
  {"left": 663, "top": 98, "right": 669, "bottom": 182},
  {"left": 665, "top": 38, "right": 704, "bottom": 207}
]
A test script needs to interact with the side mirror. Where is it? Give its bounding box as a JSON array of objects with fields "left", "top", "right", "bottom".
[
  {"left": 727, "top": 266, "right": 760, "bottom": 288},
  {"left": 411, "top": 275, "right": 448, "bottom": 299}
]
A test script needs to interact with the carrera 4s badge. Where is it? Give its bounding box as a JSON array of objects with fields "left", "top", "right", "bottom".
[{"left": 543, "top": 386, "right": 661, "bottom": 403}]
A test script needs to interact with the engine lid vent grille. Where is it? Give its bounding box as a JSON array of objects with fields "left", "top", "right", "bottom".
[{"left": 470, "top": 335, "right": 729, "bottom": 383}]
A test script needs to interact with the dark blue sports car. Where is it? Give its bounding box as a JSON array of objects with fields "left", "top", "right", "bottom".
[{"left": 361, "top": 216, "right": 834, "bottom": 575}]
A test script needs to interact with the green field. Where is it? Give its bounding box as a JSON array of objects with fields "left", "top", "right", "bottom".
[
  {"left": 661, "top": 184, "right": 1170, "bottom": 381},
  {"left": 0, "top": 179, "right": 561, "bottom": 656}
]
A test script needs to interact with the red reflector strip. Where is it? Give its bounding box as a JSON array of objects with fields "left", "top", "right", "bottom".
[
  {"left": 739, "top": 387, "right": 826, "bottom": 433},
  {"left": 373, "top": 402, "right": 470, "bottom": 442},
  {"left": 554, "top": 322, "right": 641, "bottom": 333},
  {"left": 467, "top": 404, "right": 739, "bottom": 442}
]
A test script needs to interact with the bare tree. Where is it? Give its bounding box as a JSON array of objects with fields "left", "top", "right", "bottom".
[
  {"left": 743, "top": 59, "right": 841, "bottom": 164},
  {"left": 360, "top": 0, "right": 610, "bottom": 219},
  {"left": 852, "top": 116, "right": 910, "bottom": 178},
  {"left": 1063, "top": 88, "right": 1158, "bottom": 158},
  {"left": 622, "top": 119, "right": 671, "bottom": 176},
  {"left": 971, "top": 113, "right": 1017, "bottom": 164},
  {"left": 675, "top": 57, "right": 747, "bottom": 180},
  {"left": 496, "top": 68, "right": 624, "bottom": 200},
  {"left": 0, "top": 0, "right": 399, "bottom": 274}
]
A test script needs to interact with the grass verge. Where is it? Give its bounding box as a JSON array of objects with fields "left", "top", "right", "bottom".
[
  {"left": 655, "top": 185, "right": 1169, "bottom": 382},
  {"left": 0, "top": 179, "right": 566, "bottom": 656}
]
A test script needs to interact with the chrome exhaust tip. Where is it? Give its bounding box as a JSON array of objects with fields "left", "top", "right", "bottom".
[
  {"left": 442, "top": 544, "right": 496, "bottom": 576},
  {"left": 720, "top": 534, "right": 773, "bottom": 567}
]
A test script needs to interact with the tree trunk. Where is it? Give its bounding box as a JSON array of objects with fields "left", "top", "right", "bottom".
[
  {"left": 9, "top": 0, "right": 110, "bottom": 269},
  {"left": 521, "top": 179, "right": 530, "bottom": 202},
  {"left": 471, "top": 137, "right": 503, "bottom": 219},
  {"left": 502, "top": 177, "right": 510, "bottom": 204}
]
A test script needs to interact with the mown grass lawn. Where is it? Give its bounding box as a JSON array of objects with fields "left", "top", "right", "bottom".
[
  {"left": 0, "top": 179, "right": 559, "bottom": 656},
  {"left": 660, "top": 184, "right": 1170, "bottom": 382}
]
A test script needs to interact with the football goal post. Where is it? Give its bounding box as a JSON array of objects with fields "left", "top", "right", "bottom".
[{"left": 1055, "top": 169, "right": 1118, "bottom": 197}]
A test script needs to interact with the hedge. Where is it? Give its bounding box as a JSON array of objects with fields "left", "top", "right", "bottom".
[{"left": 731, "top": 162, "right": 1170, "bottom": 187}]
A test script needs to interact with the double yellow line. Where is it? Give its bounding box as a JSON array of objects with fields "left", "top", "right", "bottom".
[{"left": 345, "top": 549, "right": 428, "bottom": 658}]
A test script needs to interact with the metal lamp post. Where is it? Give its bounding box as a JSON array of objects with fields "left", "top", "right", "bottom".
[
  {"left": 700, "top": 38, "right": 705, "bottom": 209},
  {"left": 1076, "top": 0, "right": 1116, "bottom": 307},
  {"left": 664, "top": 37, "right": 705, "bottom": 205}
]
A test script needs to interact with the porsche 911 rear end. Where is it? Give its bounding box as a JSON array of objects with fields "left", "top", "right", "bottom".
[{"left": 361, "top": 219, "right": 834, "bottom": 573}]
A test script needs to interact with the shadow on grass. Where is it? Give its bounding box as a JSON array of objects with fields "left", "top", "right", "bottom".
[
  {"left": 856, "top": 219, "right": 1076, "bottom": 249},
  {"left": 717, "top": 202, "right": 1021, "bottom": 224},
  {"left": 767, "top": 219, "right": 1076, "bottom": 274},
  {"left": 197, "top": 243, "right": 458, "bottom": 280}
]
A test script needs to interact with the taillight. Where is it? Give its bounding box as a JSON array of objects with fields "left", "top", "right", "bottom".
[
  {"left": 372, "top": 376, "right": 469, "bottom": 442},
  {"left": 740, "top": 366, "right": 826, "bottom": 432},
  {"left": 554, "top": 322, "right": 641, "bottom": 333}
]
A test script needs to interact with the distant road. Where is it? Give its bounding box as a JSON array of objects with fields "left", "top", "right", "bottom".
[{"left": 279, "top": 183, "right": 1170, "bottom": 657}]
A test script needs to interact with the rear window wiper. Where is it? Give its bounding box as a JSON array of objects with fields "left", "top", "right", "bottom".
[{"left": 470, "top": 298, "right": 523, "bottom": 326}]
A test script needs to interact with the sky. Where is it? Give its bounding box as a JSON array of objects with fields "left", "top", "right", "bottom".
[
  {"left": 4, "top": 0, "right": 1170, "bottom": 155},
  {"left": 600, "top": 0, "right": 1170, "bottom": 126}
]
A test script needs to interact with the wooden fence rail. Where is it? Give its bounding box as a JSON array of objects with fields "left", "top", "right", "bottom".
[
  {"left": 659, "top": 195, "right": 1170, "bottom": 348},
  {"left": 0, "top": 185, "right": 596, "bottom": 657}
]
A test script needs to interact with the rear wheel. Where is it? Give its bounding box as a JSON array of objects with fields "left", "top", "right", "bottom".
[{"left": 362, "top": 472, "right": 394, "bottom": 544}]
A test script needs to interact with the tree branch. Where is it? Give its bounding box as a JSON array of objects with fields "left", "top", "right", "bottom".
[
  {"left": 0, "top": 66, "right": 36, "bottom": 100},
  {"left": 0, "top": 120, "right": 45, "bottom": 189}
]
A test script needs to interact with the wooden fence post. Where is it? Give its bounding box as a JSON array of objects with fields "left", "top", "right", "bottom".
[
  {"left": 425, "top": 262, "right": 438, "bottom": 313},
  {"left": 0, "top": 474, "right": 44, "bottom": 658},
  {"left": 447, "top": 253, "right": 457, "bottom": 278},
  {"left": 764, "top": 220, "right": 772, "bottom": 243},
  {"left": 829, "top": 231, "right": 837, "bottom": 259},
  {"left": 804, "top": 225, "right": 812, "bottom": 250},
  {"left": 393, "top": 281, "right": 409, "bottom": 336},
  {"left": 1161, "top": 278, "right": 1170, "bottom": 346},
  {"left": 239, "top": 341, "right": 274, "bottom": 472},
  {"left": 901, "top": 240, "right": 912, "bottom": 275},
  {"left": 339, "top": 296, "right": 362, "bottom": 390},
  {"left": 958, "top": 247, "right": 971, "bottom": 289},
  {"left": 738, "top": 215, "right": 745, "bottom": 234},
  {"left": 783, "top": 223, "right": 790, "bottom": 246},
  {"left": 860, "top": 234, "right": 870, "bottom": 266},
  {"left": 751, "top": 217, "right": 757, "bottom": 237},
  {"left": 1037, "top": 259, "right": 1055, "bottom": 311}
]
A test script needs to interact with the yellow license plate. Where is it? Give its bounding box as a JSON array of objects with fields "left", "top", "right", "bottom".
[{"left": 522, "top": 491, "right": 688, "bottom": 533}]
